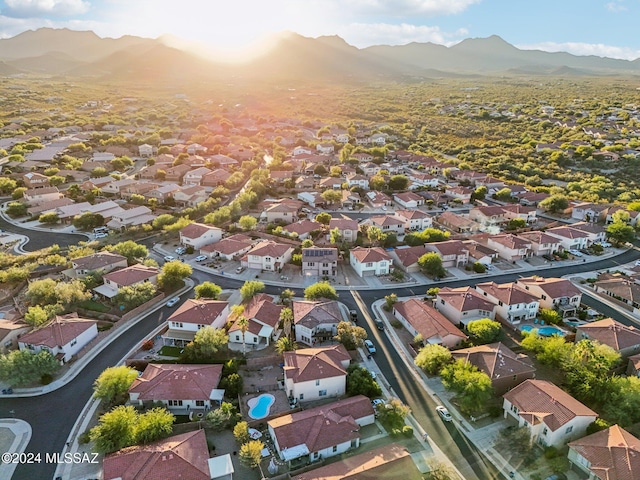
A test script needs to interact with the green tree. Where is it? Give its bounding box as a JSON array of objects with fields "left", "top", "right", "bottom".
[
  {"left": 471, "top": 186, "right": 487, "bottom": 202},
  {"left": 304, "top": 281, "right": 338, "bottom": 300},
  {"left": 329, "top": 227, "right": 342, "bottom": 245},
  {"left": 93, "top": 366, "right": 139, "bottom": 406},
  {"left": 441, "top": 359, "right": 493, "bottom": 415},
  {"left": 38, "top": 212, "right": 59, "bottom": 225},
  {"left": 152, "top": 214, "right": 178, "bottom": 230},
  {"left": 239, "top": 440, "right": 264, "bottom": 469},
  {"left": 280, "top": 306, "right": 293, "bottom": 339},
  {"left": 606, "top": 222, "right": 635, "bottom": 245},
  {"left": 0, "top": 177, "right": 17, "bottom": 194},
  {"left": 279, "top": 289, "right": 294, "bottom": 305},
  {"left": 388, "top": 174, "right": 409, "bottom": 190},
  {"left": 565, "top": 340, "right": 620, "bottom": 404},
  {"left": 206, "top": 402, "right": 238, "bottom": 430},
  {"left": 134, "top": 408, "right": 175, "bottom": 445},
  {"left": 72, "top": 212, "right": 105, "bottom": 230},
  {"left": 602, "top": 376, "right": 640, "bottom": 426},
  {"left": 240, "top": 280, "right": 265, "bottom": 301},
  {"left": 506, "top": 218, "right": 526, "bottom": 230},
  {"left": 539, "top": 308, "right": 563, "bottom": 325},
  {"left": 418, "top": 252, "right": 446, "bottom": 277},
  {"left": 54, "top": 279, "right": 91, "bottom": 307},
  {"left": 158, "top": 261, "right": 192, "bottom": 289},
  {"left": 194, "top": 281, "right": 222, "bottom": 299},
  {"left": 368, "top": 175, "right": 386, "bottom": 191},
  {"left": 24, "top": 305, "right": 55, "bottom": 327},
  {"left": 314, "top": 213, "right": 331, "bottom": 226},
  {"left": 238, "top": 215, "right": 257, "bottom": 231},
  {"left": 182, "top": 326, "right": 229, "bottom": 361},
  {"left": 113, "top": 282, "right": 157, "bottom": 309},
  {"left": 415, "top": 344, "right": 452, "bottom": 375},
  {"left": 26, "top": 278, "right": 58, "bottom": 306},
  {"left": 467, "top": 319, "right": 502, "bottom": 344},
  {"left": 346, "top": 364, "right": 382, "bottom": 398},
  {"left": 12, "top": 187, "right": 27, "bottom": 200},
  {"left": 6, "top": 202, "right": 27, "bottom": 217},
  {"left": 220, "top": 372, "right": 243, "bottom": 399},
  {"left": 539, "top": 194, "right": 569, "bottom": 213},
  {"left": 0, "top": 350, "right": 60, "bottom": 386},
  {"left": 233, "top": 421, "right": 250, "bottom": 445},
  {"left": 384, "top": 293, "right": 398, "bottom": 311},
  {"left": 321, "top": 189, "right": 342, "bottom": 205},
  {"left": 109, "top": 240, "right": 149, "bottom": 264},
  {"left": 493, "top": 188, "right": 512, "bottom": 201},
  {"left": 376, "top": 398, "right": 410, "bottom": 430},
  {"left": 90, "top": 405, "right": 137, "bottom": 453},
  {"left": 334, "top": 321, "right": 368, "bottom": 350},
  {"left": 275, "top": 336, "right": 297, "bottom": 354}
]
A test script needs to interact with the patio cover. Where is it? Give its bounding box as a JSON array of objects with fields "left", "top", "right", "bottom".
[
  {"left": 93, "top": 284, "right": 118, "bottom": 298},
  {"left": 281, "top": 444, "right": 309, "bottom": 462},
  {"left": 209, "top": 389, "right": 225, "bottom": 402}
]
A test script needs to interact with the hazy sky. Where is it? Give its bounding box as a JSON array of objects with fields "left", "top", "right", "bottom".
[{"left": 0, "top": 0, "right": 639, "bottom": 60}]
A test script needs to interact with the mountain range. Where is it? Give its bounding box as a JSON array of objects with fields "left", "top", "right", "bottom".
[{"left": 0, "top": 28, "right": 639, "bottom": 82}]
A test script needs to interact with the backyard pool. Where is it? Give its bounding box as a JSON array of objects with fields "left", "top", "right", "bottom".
[
  {"left": 521, "top": 325, "right": 565, "bottom": 337},
  {"left": 248, "top": 393, "right": 275, "bottom": 420}
]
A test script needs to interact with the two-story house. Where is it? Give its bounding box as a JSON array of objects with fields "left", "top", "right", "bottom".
[
  {"left": 293, "top": 300, "right": 344, "bottom": 347},
  {"left": 475, "top": 281, "right": 539, "bottom": 325},
  {"left": 94, "top": 264, "right": 159, "bottom": 299},
  {"left": 393, "top": 298, "right": 467, "bottom": 348},
  {"left": 486, "top": 234, "right": 532, "bottom": 261},
  {"left": 576, "top": 317, "right": 640, "bottom": 359},
  {"left": 425, "top": 240, "right": 469, "bottom": 269},
  {"left": 264, "top": 202, "right": 299, "bottom": 223},
  {"left": 243, "top": 240, "right": 293, "bottom": 272},
  {"left": 393, "top": 209, "right": 433, "bottom": 232},
  {"left": 68, "top": 252, "right": 128, "bottom": 278},
  {"left": 228, "top": 294, "right": 282, "bottom": 349},
  {"left": 179, "top": 223, "right": 223, "bottom": 250},
  {"left": 366, "top": 215, "right": 405, "bottom": 236},
  {"left": 162, "top": 299, "right": 229, "bottom": 347},
  {"left": 434, "top": 286, "right": 497, "bottom": 326},
  {"left": 349, "top": 247, "right": 392, "bottom": 277},
  {"left": 469, "top": 206, "right": 507, "bottom": 228},
  {"left": 328, "top": 218, "right": 359, "bottom": 243},
  {"left": 393, "top": 192, "right": 424, "bottom": 209},
  {"left": 517, "top": 231, "right": 562, "bottom": 257},
  {"left": 302, "top": 247, "right": 338, "bottom": 278},
  {"left": 23, "top": 186, "right": 62, "bottom": 206},
  {"left": 546, "top": 226, "right": 589, "bottom": 251},
  {"left": 516, "top": 276, "right": 582, "bottom": 317}
]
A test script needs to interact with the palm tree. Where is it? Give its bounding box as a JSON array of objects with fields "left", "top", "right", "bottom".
[
  {"left": 275, "top": 337, "right": 297, "bottom": 354},
  {"left": 279, "top": 289, "right": 294, "bottom": 306},
  {"left": 280, "top": 307, "right": 293, "bottom": 339},
  {"left": 237, "top": 316, "right": 249, "bottom": 355}
]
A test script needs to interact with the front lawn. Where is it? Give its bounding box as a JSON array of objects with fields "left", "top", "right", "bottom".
[
  {"left": 77, "top": 299, "right": 111, "bottom": 313},
  {"left": 158, "top": 345, "right": 184, "bottom": 357}
]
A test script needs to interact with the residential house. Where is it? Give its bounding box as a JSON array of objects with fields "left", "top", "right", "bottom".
[
  {"left": 137, "top": 143, "right": 154, "bottom": 157},
  {"left": 145, "top": 183, "right": 181, "bottom": 203},
  {"left": 445, "top": 186, "right": 473, "bottom": 203},
  {"left": 438, "top": 212, "right": 481, "bottom": 234},
  {"left": 366, "top": 215, "right": 405, "bottom": 236},
  {"left": 452, "top": 342, "right": 536, "bottom": 395},
  {"left": 546, "top": 226, "right": 589, "bottom": 251},
  {"left": 119, "top": 182, "right": 158, "bottom": 200},
  {"left": 22, "top": 172, "right": 49, "bottom": 189},
  {"left": 0, "top": 317, "right": 30, "bottom": 354},
  {"left": 173, "top": 186, "right": 208, "bottom": 207},
  {"left": 486, "top": 234, "right": 532, "bottom": 261},
  {"left": 164, "top": 164, "right": 191, "bottom": 183},
  {"left": 302, "top": 247, "right": 338, "bottom": 277},
  {"left": 517, "top": 231, "right": 562, "bottom": 257},
  {"left": 576, "top": 317, "right": 640, "bottom": 358},
  {"left": 297, "top": 191, "right": 323, "bottom": 207},
  {"left": 23, "top": 186, "right": 62, "bottom": 206},
  {"left": 284, "top": 344, "right": 350, "bottom": 403},
  {"left": 128, "top": 363, "right": 223, "bottom": 413},
  {"left": 501, "top": 204, "right": 537, "bottom": 224},
  {"left": 265, "top": 202, "right": 299, "bottom": 223},
  {"left": 18, "top": 314, "right": 98, "bottom": 364},
  {"left": 406, "top": 171, "right": 440, "bottom": 190},
  {"left": 201, "top": 169, "right": 232, "bottom": 187},
  {"left": 182, "top": 167, "right": 212, "bottom": 186},
  {"left": 80, "top": 176, "right": 114, "bottom": 191},
  {"left": 434, "top": 286, "right": 497, "bottom": 326},
  {"left": 390, "top": 245, "right": 427, "bottom": 273},
  {"left": 475, "top": 281, "right": 539, "bottom": 325},
  {"left": 179, "top": 223, "right": 223, "bottom": 250},
  {"left": 228, "top": 294, "right": 282, "bottom": 349},
  {"left": 425, "top": 240, "right": 469, "bottom": 269},
  {"left": 106, "top": 206, "right": 157, "bottom": 230},
  {"left": 283, "top": 219, "right": 322, "bottom": 240},
  {"left": 69, "top": 252, "right": 128, "bottom": 278},
  {"left": 268, "top": 395, "right": 374, "bottom": 463},
  {"left": 571, "top": 202, "right": 608, "bottom": 222},
  {"left": 200, "top": 234, "right": 253, "bottom": 260},
  {"left": 243, "top": 240, "right": 293, "bottom": 272},
  {"left": 94, "top": 264, "right": 159, "bottom": 299},
  {"left": 316, "top": 143, "right": 334, "bottom": 155},
  {"left": 594, "top": 273, "right": 640, "bottom": 314},
  {"left": 503, "top": 379, "right": 598, "bottom": 447},
  {"left": 394, "top": 209, "right": 432, "bottom": 231},
  {"left": 518, "top": 191, "right": 550, "bottom": 206},
  {"left": 162, "top": 299, "right": 229, "bottom": 347},
  {"left": 469, "top": 206, "right": 507, "bottom": 228},
  {"left": 393, "top": 192, "right": 424, "bottom": 209},
  {"left": 293, "top": 146, "right": 313, "bottom": 156},
  {"left": 293, "top": 300, "right": 344, "bottom": 347},
  {"left": 463, "top": 240, "right": 499, "bottom": 266},
  {"left": 516, "top": 277, "right": 582, "bottom": 317},
  {"left": 366, "top": 191, "right": 393, "bottom": 208},
  {"left": 102, "top": 178, "right": 137, "bottom": 196},
  {"left": 604, "top": 205, "right": 640, "bottom": 226},
  {"left": 569, "top": 222, "right": 608, "bottom": 246},
  {"left": 349, "top": 247, "right": 392, "bottom": 277},
  {"left": 568, "top": 425, "right": 640, "bottom": 480},
  {"left": 328, "top": 218, "right": 359, "bottom": 243},
  {"left": 370, "top": 133, "right": 386, "bottom": 145},
  {"left": 54, "top": 200, "right": 125, "bottom": 224},
  {"left": 345, "top": 173, "right": 369, "bottom": 190},
  {"left": 393, "top": 298, "right": 467, "bottom": 348}
]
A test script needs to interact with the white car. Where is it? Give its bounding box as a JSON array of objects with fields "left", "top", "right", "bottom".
[
  {"left": 194, "top": 255, "right": 207, "bottom": 262},
  {"left": 166, "top": 296, "right": 180, "bottom": 308},
  {"left": 94, "top": 232, "right": 108, "bottom": 239},
  {"left": 436, "top": 405, "right": 452, "bottom": 422},
  {"left": 163, "top": 255, "right": 175, "bottom": 262},
  {"left": 569, "top": 249, "right": 583, "bottom": 257},
  {"left": 364, "top": 339, "right": 376, "bottom": 354},
  {"left": 175, "top": 246, "right": 186, "bottom": 255},
  {"left": 369, "top": 370, "right": 377, "bottom": 380}
]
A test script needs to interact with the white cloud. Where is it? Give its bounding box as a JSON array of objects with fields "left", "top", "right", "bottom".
[
  {"left": 3, "top": 0, "right": 90, "bottom": 18},
  {"left": 606, "top": 1, "right": 627, "bottom": 12},
  {"left": 339, "top": 22, "right": 467, "bottom": 48},
  {"left": 518, "top": 41, "right": 640, "bottom": 61},
  {"left": 339, "top": 0, "right": 481, "bottom": 16}
]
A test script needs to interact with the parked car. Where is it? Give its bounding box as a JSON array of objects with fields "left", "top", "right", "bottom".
[
  {"left": 175, "top": 246, "right": 187, "bottom": 255},
  {"left": 364, "top": 339, "right": 376, "bottom": 354},
  {"left": 369, "top": 370, "right": 377, "bottom": 380},
  {"left": 599, "top": 242, "right": 612, "bottom": 248},
  {"left": 371, "top": 398, "right": 385, "bottom": 409},
  {"left": 235, "top": 266, "right": 246, "bottom": 274},
  {"left": 94, "top": 232, "right": 108, "bottom": 239},
  {"left": 163, "top": 255, "right": 175, "bottom": 262},
  {"left": 166, "top": 296, "right": 180, "bottom": 308},
  {"left": 436, "top": 405, "right": 452, "bottom": 422},
  {"left": 349, "top": 310, "right": 358, "bottom": 322},
  {"left": 568, "top": 249, "right": 583, "bottom": 257},
  {"left": 194, "top": 255, "right": 207, "bottom": 262}
]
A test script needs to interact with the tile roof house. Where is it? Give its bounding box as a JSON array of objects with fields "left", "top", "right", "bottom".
[
  {"left": 199, "top": 234, "right": 253, "bottom": 260},
  {"left": 290, "top": 443, "right": 423, "bottom": 480},
  {"left": 501, "top": 204, "right": 538, "bottom": 224},
  {"left": 545, "top": 226, "right": 589, "bottom": 250},
  {"left": 18, "top": 314, "right": 98, "bottom": 364},
  {"left": 486, "top": 234, "right": 532, "bottom": 261},
  {"left": 475, "top": 281, "right": 539, "bottom": 325},
  {"left": 425, "top": 240, "right": 470, "bottom": 268},
  {"left": 94, "top": 264, "right": 159, "bottom": 299},
  {"left": 173, "top": 185, "right": 208, "bottom": 207},
  {"left": 393, "top": 298, "right": 467, "bottom": 348},
  {"left": 264, "top": 202, "right": 299, "bottom": 223},
  {"left": 434, "top": 286, "right": 496, "bottom": 326},
  {"left": 468, "top": 206, "right": 507, "bottom": 227},
  {"left": 516, "top": 276, "right": 582, "bottom": 317},
  {"left": 22, "top": 172, "right": 50, "bottom": 189},
  {"left": 179, "top": 223, "right": 223, "bottom": 250},
  {"left": 438, "top": 211, "right": 481, "bottom": 234},
  {"left": 393, "top": 191, "right": 424, "bottom": 209},
  {"left": 243, "top": 240, "right": 293, "bottom": 272},
  {"left": 293, "top": 300, "right": 344, "bottom": 347},
  {"left": 517, "top": 231, "right": 562, "bottom": 257},
  {"left": 282, "top": 219, "right": 323, "bottom": 240},
  {"left": 23, "top": 186, "right": 62, "bottom": 206},
  {"left": 570, "top": 222, "right": 608, "bottom": 245},
  {"left": 162, "top": 299, "right": 229, "bottom": 347},
  {"left": 594, "top": 273, "right": 640, "bottom": 314},
  {"left": 103, "top": 430, "right": 223, "bottom": 480},
  {"left": 366, "top": 215, "right": 405, "bottom": 235},
  {"left": 389, "top": 245, "right": 427, "bottom": 273},
  {"left": 576, "top": 317, "right": 640, "bottom": 358},
  {"left": 129, "top": 363, "right": 223, "bottom": 413},
  {"left": 106, "top": 205, "right": 157, "bottom": 230},
  {"left": 503, "top": 379, "right": 597, "bottom": 448},
  {"left": 268, "top": 395, "right": 375, "bottom": 463},
  {"left": 328, "top": 218, "right": 359, "bottom": 243},
  {"left": 568, "top": 424, "right": 640, "bottom": 480},
  {"left": 284, "top": 344, "right": 350, "bottom": 403},
  {"left": 69, "top": 252, "right": 128, "bottom": 277},
  {"left": 349, "top": 246, "right": 393, "bottom": 277},
  {"left": 393, "top": 209, "right": 433, "bottom": 231},
  {"left": 302, "top": 247, "right": 338, "bottom": 278},
  {"left": 228, "top": 294, "right": 282, "bottom": 349},
  {"left": 452, "top": 342, "right": 536, "bottom": 395},
  {"left": 366, "top": 190, "right": 393, "bottom": 208}
]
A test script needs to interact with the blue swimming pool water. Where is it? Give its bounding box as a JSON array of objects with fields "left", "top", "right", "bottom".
[
  {"left": 521, "top": 325, "right": 565, "bottom": 337},
  {"left": 248, "top": 394, "right": 275, "bottom": 420}
]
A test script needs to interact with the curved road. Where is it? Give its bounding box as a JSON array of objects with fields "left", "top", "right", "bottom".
[{"left": 2, "top": 227, "right": 639, "bottom": 478}]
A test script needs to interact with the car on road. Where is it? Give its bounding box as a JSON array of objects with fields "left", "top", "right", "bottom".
[
  {"left": 374, "top": 318, "right": 385, "bottom": 331},
  {"left": 194, "top": 255, "right": 207, "bottom": 262},
  {"left": 166, "top": 296, "right": 181, "bottom": 308},
  {"left": 364, "top": 339, "right": 376, "bottom": 354},
  {"left": 175, "top": 246, "right": 186, "bottom": 255},
  {"left": 436, "top": 405, "right": 452, "bottom": 422},
  {"left": 349, "top": 310, "right": 358, "bottom": 322},
  {"left": 235, "top": 265, "right": 246, "bottom": 274},
  {"left": 163, "top": 255, "right": 175, "bottom": 262}
]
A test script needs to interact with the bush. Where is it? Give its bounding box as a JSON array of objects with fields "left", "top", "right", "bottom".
[
  {"left": 141, "top": 340, "right": 154, "bottom": 351},
  {"left": 402, "top": 425, "right": 413, "bottom": 437},
  {"left": 40, "top": 373, "right": 53, "bottom": 385},
  {"left": 78, "top": 431, "right": 91, "bottom": 445},
  {"left": 390, "top": 319, "right": 402, "bottom": 329},
  {"left": 390, "top": 428, "right": 402, "bottom": 437},
  {"left": 472, "top": 262, "right": 486, "bottom": 273},
  {"left": 544, "top": 446, "right": 559, "bottom": 459}
]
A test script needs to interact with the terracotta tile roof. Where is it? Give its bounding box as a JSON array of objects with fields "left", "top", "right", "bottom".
[
  {"left": 394, "top": 299, "right": 466, "bottom": 342},
  {"left": 103, "top": 430, "right": 211, "bottom": 480},
  {"left": 293, "top": 300, "right": 343, "bottom": 329},
  {"left": 426, "top": 240, "right": 469, "bottom": 257},
  {"left": 129, "top": 364, "right": 222, "bottom": 401},
  {"left": 350, "top": 246, "right": 391, "bottom": 264},
  {"left": 503, "top": 379, "right": 597, "bottom": 431},
  {"left": 594, "top": 275, "right": 640, "bottom": 306},
  {"left": 475, "top": 281, "right": 539, "bottom": 306},
  {"left": 501, "top": 204, "right": 536, "bottom": 214},
  {"left": 248, "top": 240, "right": 293, "bottom": 258},
  {"left": 517, "top": 231, "right": 561, "bottom": 245},
  {"left": 517, "top": 277, "right": 581, "bottom": 299},
  {"left": 437, "top": 286, "right": 496, "bottom": 313},
  {"left": 570, "top": 222, "right": 606, "bottom": 235},
  {"left": 266, "top": 202, "right": 299, "bottom": 213},
  {"left": 393, "top": 192, "right": 423, "bottom": 202},
  {"left": 369, "top": 215, "right": 404, "bottom": 227},
  {"left": 394, "top": 209, "right": 431, "bottom": 220},
  {"left": 284, "top": 344, "right": 350, "bottom": 383},
  {"left": 577, "top": 318, "right": 640, "bottom": 352},
  {"left": 546, "top": 226, "right": 589, "bottom": 239},
  {"left": 488, "top": 234, "right": 531, "bottom": 250},
  {"left": 19, "top": 314, "right": 96, "bottom": 348},
  {"left": 568, "top": 425, "right": 640, "bottom": 480},
  {"left": 268, "top": 395, "right": 373, "bottom": 454},
  {"left": 229, "top": 293, "right": 282, "bottom": 334},
  {"left": 200, "top": 234, "right": 252, "bottom": 255},
  {"left": 179, "top": 222, "right": 221, "bottom": 239},
  {"left": 167, "top": 299, "right": 228, "bottom": 326},
  {"left": 284, "top": 219, "right": 323, "bottom": 235},
  {"left": 393, "top": 245, "right": 427, "bottom": 267},
  {"left": 72, "top": 252, "right": 127, "bottom": 271},
  {"left": 302, "top": 247, "right": 338, "bottom": 263},
  {"left": 103, "top": 264, "right": 159, "bottom": 287},
  {"left": 474, "top": 205, "right": 506, "bottom": 217},
  {"left": 290, "top": 443, "right": 422, "bottom": 480},
  {"left": 329, "top": 218, "right": 359, "bottom": 230},
  {"left": 452, "top": 342, "right": 535, "bottom": 382}
]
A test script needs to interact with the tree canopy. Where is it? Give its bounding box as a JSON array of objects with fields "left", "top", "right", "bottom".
[{"left": 304, "top": 281, "right": 338, "bottom": 300}]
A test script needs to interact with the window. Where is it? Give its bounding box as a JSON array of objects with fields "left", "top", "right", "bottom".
[
  {"left": 541, "top": 295, "right": 547, "bottom": 300},
  {"left": 366, "top": 262, "right": 373, "bottom": 267},
  {"left": 315, "top": 380, "right": 320, "bottom": 386},
  {"left": 510, "top": 405, "right": 519, "bottom": 415},
  {"left": 498, "top": 301, "right": 503, "bottom": 306},
  {"left": 198, "top": 324, "right": 206, "bottom": 329},
  {"left": 319, "top": 390, "right": 327, "bottom": 396},
  {"left": 332, "top": 445, "right": 337, "bottom": 453},
  {"left": 70, "top": 339, "right": 77, "bottom": 347},
  {"left": 196, "top": 400, "right": 205, "bottom": 407},
  {"left": 440, "top": 299, "right": 445, "bottom": 305},
  {"left": 565, "top": 425, "right": 573, "bottom": 434},
  {"left": 300, "top": 393, "right": 304, "bottom": 400},
  {"left": 168, "top": 400, "right": 183, "bottom": 406},
  {"left": 235, "top": 335, "right": 240, "bottom": 341},
  {"left": 542, "top": 427, "right": 548, "bottom": 436}
]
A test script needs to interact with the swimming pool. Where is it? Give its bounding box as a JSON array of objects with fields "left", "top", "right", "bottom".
[
  {"left": 521, "top": 325, "right": 565, "bottom": 337},
  {"left": 248, "top": 393, "right": 275, "bottom": 420}
]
